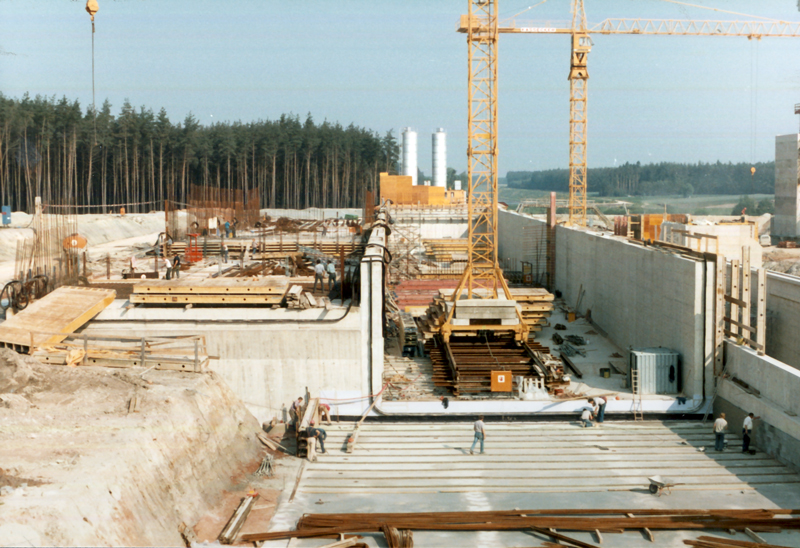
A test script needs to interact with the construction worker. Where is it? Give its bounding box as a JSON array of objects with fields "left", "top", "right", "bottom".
[
  {"left": 164, "top": 256, "right": 172, "bottom": 280},
  {"left": 580, "top": 404, "right": 594, "bottom": 428},
  {"left": 742, "top": 412, "right": 760, "bottom": 453},
  {"left": 221, "top": 242, "right": 229, "bottom": 263},
  {"left": 713, "top": 413, "right": 728, "bottom": 451},
  {"left": 289, "top": 397, "right": 303, "bottom": 428},
  {"left": 319, "top": 402, "right": 332, "bottom": 425},
  {"left": 172, "top": 254, "right": 181, "bottom": 279},
  {"left": 470, "top": 415, "right": 485, "bottom": 455},
  {"left": 313, "top": 259, "right": 325, "bottom": 293},
  {"left": 307, "top": 422, "right": 327, "bottom": 454},
  {"left": 593, "top": 396, "right": 607, "bottom": 423},
  {"left": 326, "top": 259, "right": 337, "bottom": 292}
]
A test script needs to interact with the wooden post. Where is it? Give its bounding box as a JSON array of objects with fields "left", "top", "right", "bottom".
[
  {"left": 756, "top": 268, "right": 766, "bottom": 355},
  {"left": 106, "top": 254, "right": 110, "bottom": 279},
  {"left": 730, "top": 260, "right": 739, "bottom": 337},
  {"left": 140, "top": 337, "right": 146, "bottom": 367},
  {"left": 82, "top": 333, "right": 88, "bottom": 366},
  {"left": 742, "top": 246, "right": 751, "bottom": 336},
  {"left": 714, "top": 255, "right": 725, "bottom": 375}
]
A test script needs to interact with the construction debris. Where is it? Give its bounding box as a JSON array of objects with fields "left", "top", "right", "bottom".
[{"left": 217, "top": 491, "right": 258, "bottom": 544}]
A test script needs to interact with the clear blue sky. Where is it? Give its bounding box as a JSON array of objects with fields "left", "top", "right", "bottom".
[{"left": 2, "top": 0, "right": 800, "bottom": 176}]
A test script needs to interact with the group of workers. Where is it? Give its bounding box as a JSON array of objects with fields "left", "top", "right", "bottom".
[
  {"left": 163, "top": 254, "right": 182, "bottom": 280},
  {"left": 579, "top": 396, "right": 608, "bottom": 427},
  {"left": 312, "top": 259, "right": 338, "bottom": 293},
  {"left": 289, "top": 397, "right": 333, "bottom": 456},
  {"left": 713, "top": 412, "right": 760, "bottom": 453}
]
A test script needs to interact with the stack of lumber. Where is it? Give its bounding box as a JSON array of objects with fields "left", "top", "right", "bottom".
[
  {"left": 240, "top": 508, "right": 800, "bottom": 544},
  {"left": 508, "top": 287, "right": 554, "bottom": 335},
  {"left": 382, "top": 354, "right": 442, "bottom": 401},
  {"left": 284, "top": 285, "right": 322, "bottom": 309},
  {"left": 397, "top": 311, "right": 419, "bottom": 348},
  {"left": 170, "top": 240, "right": 362, "bottom": 258},
  {"left": 130, "top": 277, "right": 289, "bottom": 306},
  {"left": 422, "top": 239, "right": 468, "bottom": 262},
  {"left": 0, "top": 286, "right": 115, "bottom": 353}
]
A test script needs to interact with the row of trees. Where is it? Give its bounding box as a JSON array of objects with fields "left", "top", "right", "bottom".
[
  {"left": 508, "top": 161, "right": 775, "bottom": 197},
  {"left": 0, "top": 93, "right": 400, "bottom": 213}
]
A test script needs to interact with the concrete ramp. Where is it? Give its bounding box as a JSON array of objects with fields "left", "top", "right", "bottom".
[{"left": 0, "top": 286, "right": 115, "bottom": 351}]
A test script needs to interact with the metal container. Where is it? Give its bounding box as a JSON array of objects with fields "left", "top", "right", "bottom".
[
  {"left": 401, "top": 128, "right": 418, "bottom": 186},
  {"left": 432, "top": 128, "right": 447, "bottom": 188},
  {"left": 629, "top": 348, "right": 681, "bottom": 395}
]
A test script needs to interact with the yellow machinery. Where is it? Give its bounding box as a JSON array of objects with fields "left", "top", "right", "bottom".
[
  {"left": 441, "top": 0, "right": 528, "bottom": 343},
  {"left": 458, "top": 1, "right": 800, "bottom": 227}
]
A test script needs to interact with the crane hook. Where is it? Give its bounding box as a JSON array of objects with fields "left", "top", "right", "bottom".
[{"left": 86, "top": 0, "right": 99, "bottom": 22}]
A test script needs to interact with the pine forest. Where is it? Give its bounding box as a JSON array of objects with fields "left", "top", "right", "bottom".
[{"left": 0, "top": 93, "right": 401, "bottom": 213}]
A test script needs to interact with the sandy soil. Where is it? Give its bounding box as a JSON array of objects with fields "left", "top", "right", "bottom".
[
  {"left": 0, "top": 348, "right": 265, "bottom": 546},
  {"left": 763, "top": 247, "right": 800, "bottom": 276}
]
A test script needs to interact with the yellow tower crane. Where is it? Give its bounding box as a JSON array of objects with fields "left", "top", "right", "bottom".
[
  {"left": 458, "top": 1, "right": 800, "bottom": 226},
  {"left": 441, "top": 0, "right": 528, "bottom": 344}
]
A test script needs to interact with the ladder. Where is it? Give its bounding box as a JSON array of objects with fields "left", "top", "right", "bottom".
[{"left": 631, "top": 367, "right": 643, "bottom": 421}]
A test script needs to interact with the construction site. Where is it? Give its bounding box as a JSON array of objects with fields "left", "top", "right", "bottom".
[{"left": 2, "top": 1, "right": 800, "bottom": 548}]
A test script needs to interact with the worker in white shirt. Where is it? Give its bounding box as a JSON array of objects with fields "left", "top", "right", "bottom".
[
  {"left": 580, "top": 404, "right": 594, "bottom": 428},
  {"left": 326, "top": 260, "right": 337, "bottom": 292},
  {"left": 470, "top": 416, "right": 485, "bottom": 455},
  {"left": 713, "top": 413, "right": 728, "bottom": 451},
  {"left": 164, "top": 257, "right": 172, "bottom": 280},
  {"left": 593, "top": 396, "right": 607, "bottom": 423},
  {"left": 313, "top": 259, "right": 325, "bottom": 293},
  {"left": 742, "top": 412, "right": 760, "bottom": 454}
]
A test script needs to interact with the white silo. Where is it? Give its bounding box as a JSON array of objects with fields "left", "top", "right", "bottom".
[
  {"left": 432, "top": 128, "right": 447, "bottom": 188},
  {"left": 401, "top": 128, "right": 418, "bottom": 186}
]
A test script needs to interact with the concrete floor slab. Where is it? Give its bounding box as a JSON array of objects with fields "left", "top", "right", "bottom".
[{"left": 262, "top": 420, "right": 800, "bottom": 547}]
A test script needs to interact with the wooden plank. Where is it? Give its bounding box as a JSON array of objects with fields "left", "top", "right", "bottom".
[
  {"left": 0, "top": 287, "right": 115, "bottom": 348},
  {"left": 133, "top": 276, "right": 289, "bottom": 295},
  {"left": 715, "top": 255, "right": 725, "bottom": 375},
  {"left": 130, "top": 294, "right": 283, "bottom": 304},
  {"left": 741, "top": 246, "right": 751, "bottom": 337},
  {"left": 755, "top": 269, "right": 766, "bottom": 355},
  {"left": 724, "top": 295, "right": 747, "bottom": 308},
  {"left": 730, "top": 260, "right": 740, "bottom": 337},
  {"left": 723, "top": 330, "right": 763, "bottom": 351},
  {"left": 723, "top": 317, "right": 757, "bottom": 334}
]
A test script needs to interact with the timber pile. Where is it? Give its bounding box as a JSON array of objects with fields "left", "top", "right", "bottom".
[
  {"left": 508, "top": 287, "right": 555, "bottom": 335},
  {"left": 284, "top": 285, "right": 322, "bottom": 309},
  {"left": 170, "top": 240, "right": 362, "bottom": 258},
  {"left": 130, "top": 277, "right": 289, "bottom": 306},
  {"left": 422, "top": 239, "right": 468, "bottom": 262},
  {"left": 391, "top": 279, "right": 459, "bottom": 316},
  {"left": 684, "top": 537, "right": 794, "bottom": 547},
  {"left": 240, "top": 508, "right": 800, "bottom": 543}
]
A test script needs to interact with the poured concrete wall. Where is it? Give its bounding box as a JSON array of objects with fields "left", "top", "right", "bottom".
[
  {"left": 83, "top": 305, "right": 365, "bottom": 424},
  {"left": 392, "top": 210, "right": 468, "bottom": 240},
  {"left": 553, "top": 226, "right": 708, "bottom": 400},
  {"left": 765, "top": 271, "right": 800, "bottom": 371},
  {"left": 497, "top": 210, "right": 548, "bottom": 276},
  {"left": 773, "top": 134, "right": 800, "bottom": 238},
  {"left": 261, "top": 208, "right": 362, "bottom": 220},
  {"left": 716, "top": 341, "right": 800, "bottom": 469}
]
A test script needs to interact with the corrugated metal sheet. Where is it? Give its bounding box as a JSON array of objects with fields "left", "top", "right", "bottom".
[{"left": 630, "top": 348, "right": 681, "bottom": 395}]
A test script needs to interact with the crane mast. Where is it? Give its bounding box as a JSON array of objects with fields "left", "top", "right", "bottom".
[{"left": 568, "top": 0, "right": 591, "bottom": 227}]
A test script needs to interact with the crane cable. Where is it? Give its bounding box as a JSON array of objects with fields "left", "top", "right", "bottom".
[{"left": 86, "top": 1, "right": 99, "bottom": 145}]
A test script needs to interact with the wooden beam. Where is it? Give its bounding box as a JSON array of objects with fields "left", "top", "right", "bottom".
[
  {"left": 715, "top": 255, "right": 725, "bottom": 375},
  {"left": 729, "top": 260, "right": 739, "bottom": 337},
  {"left": 755, "top": 269, "right": 766, "bottom": 355}
]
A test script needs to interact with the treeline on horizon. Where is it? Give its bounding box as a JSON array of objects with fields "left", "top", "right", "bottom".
[
  {"left": 0, "top": 93, "right": 400, "bottom": 213},
  {"left": 507, "top": 160, "right": 775, "bottom": 197}
]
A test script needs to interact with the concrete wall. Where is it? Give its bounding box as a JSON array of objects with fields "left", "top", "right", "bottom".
[
  {"left": 497, "top": 210, "right": 548, "bottom": 277},
  {"left": 662, "top": 221, "right": 763, "bottom": 267},
  {"left": 716, "top": 341, "right": 800, "bottom": 469},
  {"left": 773, "top": 134, "right": 800, "bottom": 238},
  {"left": 82, "top": 305, "right": 365, "bottom": 424},
  {"left": 392, "top": 215, "right": 468, "bottom": 240},
  {"left": 553, "top": 226, "right": 709, "bottom": 400},
  {"left": 765, "top": 270, "right": 800, "bottom": 371}
]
